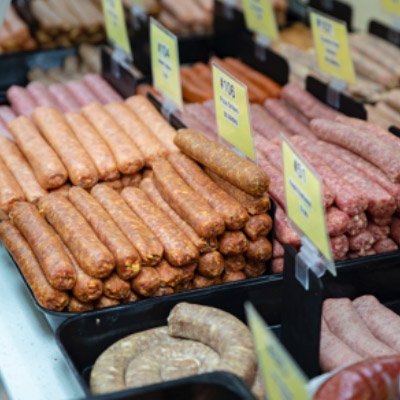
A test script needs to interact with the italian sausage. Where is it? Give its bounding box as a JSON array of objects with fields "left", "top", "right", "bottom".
[
  {"left": 348, "top": 230, "right": 375, "bottom": 252},
  {"left": 152, "top": 159, "right": 225, "bottom": 239},
  {"left": 121, "top": 187, "right": 198, "bottom": 267},
  {"left": 180, "top": 262, "right": 198, "bottom": 283},
  {"left": 32, "top": 107, "right": 99, "bottom": 188},
  {"left": 82, "top": 103, "right": 144, "bottom": 175},
  {"left": 192, "top": 274, "right": 221, "bottom": 288},
  {"left": 91, "top": 184, "right": 163, "bottom": 266},
  {"left": 251, "top": 103, "right": 289, "bottom": 140},
  {"left": 131, "top": 266, "right": 160, "bottom": 297},
  {"left": 68, "top": 298, "right": 94, "bottom": 313},
  {"left": 244, "top": 260, "right": 267, "bottom": 278},
  {"left": 155, "top": 259, "right": 184, "bottom": 288},
  {"left": 0, "top": 220, "right": 69, "bottom": 311},
  {"left": 8, "top": 116, "right": 68, "bottom": 189},
  {"left": 68, "top": 187, "right": 141, "bottom": 280},
  {"left": 347, "top": 212, "right": 368, "bottom": 237},
  {"left": 26, "top": 81, "right": 59, "bottom": 109},
  {"left": 0, "top": 157, "right": 25, "bottom": 212},
  {"left": 7, "top": 85, "right": 37, "bottom": 118},
  {"left": 48, "top": 83, "right": 80, "bottom": 112},
  {"left": 367, "top": 222, "right": 390, "bottom": 242},
  {"left": 174, "top": 129, "right": 270, "bottom": 196},
  {"left": 224, "top": 254, "right": 245, "bottom": 273},
  {"left": 121, "top": 174, "right": 141, "bottom": 188},
  {"left": 0, "top": 106, "right": 16, "bottom": 125},
  {"left": 373, "top": 237, "right": 398, "bottom": 253},
  {"left": 275, "top": 206, "right": 301, "bottom": 248},
  {"left": 38, "top": 193, "right": 115, "bottom": 278},
  {"left": 103, "top": 273, "right": 131, "bottom": 300},
  {"left": 95, "top": 296, "right": 120, "bottom": 309},
  {"left": 9, "top": 201, "right": 76, "bottom": 290},
  {"left": 222, "top": 271, "right": 246, "bottom": 283},
  {"left": 273, "top": 239, "right": 284, "bottom": 258},
  {"left": 390, "top": 216, "right": 400, "bottom": 245},
  {"left": 151, "top": 286, "right": 175, "bottom": 297},
  {"left": 326, "top": 206, "right": 350, "bottom": 237},
  {"left": 331, "top": 235, "right": 349, "bottom": 261},
  {"left": 197, "top": 251, "right": 224, "bottom": 278},
  {"left": 271, "top": 257, "right": 284, "bottom": 273},
  {"left": 65, "top": 80, "right": 101, "bottom": 106},
  {"left": 122, "top": 290, "right": 141, "bottom": 303},
  {"left": 83, "top": 74, "right": 123, "bottom": 104},
  {"left": 246, "top": 237, "right": 272, "bottom": 261},
  {"left": 219, "top": 231, "right": 248, "bottom": 256}
]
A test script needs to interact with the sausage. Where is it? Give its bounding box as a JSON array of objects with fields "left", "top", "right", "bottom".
[
  {"left": 31, "top": 107, "right": 99, "bottom": 188},
  {"left": 0, "top": 137, "right": 46, "bottom": 203},
  {"left": 8, "top": 116, "right": 68, "bottom": 189},
  {"left": 310, "top": 118, "right": 400, "bottom": 183},
  {"left": 0, "top": 106, "right": 16, "bottom": 125},
  {"left": 139, "top": 176, "right": 214, "bottom": 253},
  {"left": 7, "top": 85, "right": 37, "bottom": 118},
  {"left": 348, "top": 249, "right": 377, "bottom": 259},
  {"left": 184, "top": 102, "right": 219, "bottom": 138},
  {"left": 391, "top": 216, "right": 400, "bottom": 245},
  {"left": 243, "top": 214, "right": 272, "bottom": 241},
  {"left": 68, "top": 297, "right": 94, "bottom": 313},
  {"left": 323, "top": 298, "right": 396, "bottom": 358},
  {"left": 131, "top": 266, "right": 160, "bottom": 297},
  {"left": 347, "top": 212, "right": 368, "bottom": 236},
  {"left": 0, "top": 220, "right": 69, "bottom": 311},
  {"left": 326, "top": 207, "right": 350, "bottom": 237},
  {"left": 348, "top": 230, "right": 375, "bottom": 252},
  {"left": 65, "top": 80, "right": 101, "bottom": 106},
  {"left": 83, "top": 74, "right": 123, "bottom": 104},
  {"left": 125, "top": 95, "right": 178, "bottom": 152},
  {"left": 38, "top": 193, "right": 115, "bottom": 278},
  {"left": 319, "top": 318, "right": 363, "bottom": 372},
  {"left": 315, "top": 356, "right": 400, "bottom": 400},
  {"left": 244, "top": 260, "right": 267, "bottom": 278},
  {"left": 121, "top": 187, "right": 198, "bottom": 267},
  {"left": 367, "top": 222, "right": 390, "bottom": 242},
  {"left": 155, "top": 260, "right": 184, "bottom": 288},
  {"left": 219, "top": 231, "right": 248, "bottom": 256},
  {"left": 373, "top": 237, "right": 398, "bottom": 253},
  {"left": 0, "top": 119, "right": 14, "bottom": 141},
  {"left": 174, "top": 129, "right": 270, "bottom": 196},
  {"left": 275, "top": 206, "right": 301, "bottom": 248},
  {"left": 251, "top": 104, "right": 290, "bottom": 140},
  {"left": 94, "top": 296, "right": 120, "bottom": 309},
  {"left": 122, "top": 290, "right": 141, "bottom": 303},
  {"left": 180, "top": 262, "right": 197, "bottom": 282},
  {"left": 271, "top": 257, "right": 284, "bottom": 273},
  {"left": 103, "top": 273, "right": 131, "bottom": 300},
  {"left": 273, "top": 239, "right": 284, "bottom": 259},
  {"left": 197, "top": 251, "right": 224, "bottom": 278},
  {"left": 371, "top": 213, "right": 393, "bottom": 226},
  {"left": 353, "top": 295, "right": 400, "bottom": 353},
  {"left": 246, "top": 237, "right": 272, "bottom": 261},
  {"left": 168, "top": 303, "right": 257, "bottom": 386},
  {"left": 168, "top": 152, "right": 249, "bottom": 230},
  {"left": 224, "top": 254, "right": 245, "bottom": 273},
  {"left": 105, "top": 102, "right": 168, "bottom": 168},
  {"left": 65, "top": 112, "right": 119, "bottom": 181},
  {"left": 222, "top": 271, "right": 246, "bottom": 283},
  {"left": 331, "top": 235, "right": 349, "bottom": 260},
  {"left": 68, "top": 187, "right": 141, "bottom": 280},
  {"left": 50, "top": 183, "right": 71, "bottom": 198},
  {"left": 181, "top": 109, "right": 218, "bottom": 142},
  {"left": 9, "top": 201, "right": 76, "bottom": 290},
  {"left": 175, "top": 281, "right": 192, "bottom": 292},
  {"left": 48, "top": 83, "right": 81, "bottom": 112},
  {"left": 180, "top": 68, "right": 213, "bottom": 102},
  {"left": 264, "top": 99, "right": 315, "bottom": 139},
  {"left": 253, "top": 135, "right": 284, "bottom": 171},
  {"left": 26, "top": 81, "right": 59, "bottom": 109},
  {"left": 152, "top": 159, "right": 225, "bottom": 239},
  {"left": 91, "top": 184, "right": 163, "bottom": 266},
  {"left": 151, "top": 286, "right": 175, "bottom": 297},
  {"left": 192, "top": 274, "right": 221, "bottom": 288},
  {"left": 82, "top": 103, "right": 144, "bottom": 175},
  {"left": 121, "top": 173, "right": 141, "bottom": 188},
  {"left": 0, "top": 156, "right": 25, "bottom": 212},
  {"left": 281, "top": 83, "right": 341, "bottom": 121}
]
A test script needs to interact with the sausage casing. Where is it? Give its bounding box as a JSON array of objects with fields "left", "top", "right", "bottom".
[
  {"left": 197, "top": 251, "right": 224, "bottom": 278},
  {"left": 155, "top": 259, "right": 184, "bottom": 288},
  {"left": 219, "top": 231, "right": 248, "bottom": 255},
  {"left": 244, "top": 214, "right": 273, "bottom": 241},
  {"left": 0, "top": 156, "right": 25, "bottom": 212},
  {"left": 131, "top": 266, "right": 161, "bottom": 297},
  {"left": 103, "top": 273, "right": 131, "bottom": 300}
]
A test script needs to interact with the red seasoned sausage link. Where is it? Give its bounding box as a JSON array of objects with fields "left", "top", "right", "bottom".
[
  {"left": 131, "top": 266, "right": 161, "bottom": 297},
  {"left": 244, "top": 214, "right": 272, "bottom": 241},
  {"left": 219, "top": 231, "right": 248, "bottom": 256},
  {"left": 197, "top": 251, "right": 224, "bottom": 278},
  {"left": 0, "top": 156, "right": 25, "bottom": 212},
  {"left": 103, "top": 273, "right": 131, "bottom": 300},
  {"left": 155, "top": 259, "right": 184, "bottom": 288},
  {"left": 224, "top": 254, "right": 245, "bottom": 273},
  {"left": 246, "top": 238, "right": 272, "bottom": 261}
]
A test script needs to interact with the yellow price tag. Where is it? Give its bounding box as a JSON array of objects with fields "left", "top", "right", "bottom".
[
  {"left": 382, "top": 0, "right": 400, "bottom": 13},
  {"left": 150, "top": 18, "right": 182, "bottom": 110},
  {"left": 282, "top": 139, "right": 334, "bottom": 267},
  {"left": 245, "top": 303, "right": 310, "bottom": 400},
  {"left": 242, "top": 0, "right": 279, "bottom": 41},
  {"left": 310, "top": 10, "right": 355, "bottom": 84},
  {"left": 102, "top": 0, "right": 133, "bottom": 60},
  {"left": 212, "top": 62, "right": 256, "bottom": 161}
]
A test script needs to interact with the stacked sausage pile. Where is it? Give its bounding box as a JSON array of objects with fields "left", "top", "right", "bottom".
[
  {"left": 90, "top": 303, "right": 264, "bottom": 399},
  {"left": 0, "top": 5, "right": 37, "bottom": 53},
  {"left": 0, "top": 94, "right": 272, "bottom": 312},
  {"left": 182, "top": 83, "right": 400, "bottom": 269},
  {"left": 30, "top": 0, "right": 105, "bottom": 48}
]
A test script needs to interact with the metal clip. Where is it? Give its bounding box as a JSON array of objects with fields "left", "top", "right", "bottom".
[
  {"left": 110, "top": 47, "right": 127, "bottom": 79},
  {"left": 254, "top": 34, "right": 270, "bottom": 61},
  {"left": 131, "top": 4, "right": 146, "bottom": 30},
  {"left": 161, "top": 96, "right": 176, "bottom": 122},
  {"left": 223, "top": 0, "right": 236, "bottom": 20},
  {"left": 326, "top": 78, "right": 346, "bottom": 110}
]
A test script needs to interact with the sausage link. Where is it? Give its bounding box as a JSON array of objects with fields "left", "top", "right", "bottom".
[
  {"left": 0, "top": 220, "right": 69, "bottom": 311},
  {"left": 91, "top": 184, "right": 163, "bottom": 266},
  {"left": 331, "top": 235, "right": 349, "bottom": 260},
  {"left": 103, "top": 273, "right": 131, "bottom": 300},
  {"left": 95, "top": 296, "right": 120, "bottom": 309},
  {"left": 222, "top": 271, "right": 246, "bottom": 283},
  {"left": 68, "top": 187, "right": 140, "bottom": 280},
  {"left": 224, "top": 254, "right": 245, "bottom": 273},
  {"left": 50, "top": 183, "right": 71, "bottom": 198},
  {"left": 121, "top": 173, "right": 141, "bottom": 188},
  {"left": 122, "top": 290, "right": 141, "bottom": 303},
  {"left": 7, "top": 85, "right": 36, "bottom": 118},
  {"left": 65, "top": 80, "right": 100, "bottom": 106},
  {"left": 272, "top": 257, "right": 284, "bottom": 273},
  {"left": 8, "top": 116, "right": 68, "bottom": 189},
  {"left": 131, "top": 266, "right": 160, "bottom": 297},
  {"left": 175, "top": 281, "right": 192, "bottom": 292},
  {"left": 348, "top": 230, "right": 375, "bottom": 252},
  {"left": 326, "top": 207, "right": 350, "bottom": 237},
  {"left": 83, "top": 74, "right": 123, "bottom": 104},
  {"left": 155, "top": 259, "right": 184, "bottom": 288},
  {"left": 65, "top": 112, "right": 119, "bottom": 181},
  {"left": 151, "top": 286, "right": 175, "bottom": 297},
  {"left": 197, "top": 251, "right": 224, "bottom": 278},
  {"left": 48, "top": 83, "right": 81, "bottom": 113},
  {"left": 347, "top": 212, "right": 368, "bottom": 236},
  {"left": 153, "top": 159, "right": 225, "bottom": 238},
  {"left": 219, "top": 231, "right": 248, "bottom": 255},
  {"left": 9, "top": 202, "right": 76, "bottom": 290},
  {"left": 192, "top": 274, "right": 221, "bottom": 289},
  {"left": 68, "top": 297, "right": 94, "bottom": 312},
  {"left": 273, "top": 239, "right": 284, "bottom": 258},
  {"left": 244, "top": 260, "right": 267, "bottom": 278},
  {"left": 367, "top": 222, "right": 390, "bottom": 242},
  {"left": 244, "top": 214, "right": 272, "bottom": 241},
  {"left": 246, "top": 238, "right": 272, "bottom": 261},
  {"left": 180, "top": 262, "right": 197, "bottom": 282},
  {"left": 38, "top": 193, "right": 115, "bottom": 278},
  {"left": 26, "top": 81, "right": 59, "bottom": 109},
  {"left": 168, "top": 152, "right": 249, "bottom": 229},
  {"left": 174, "top": 129, "right": 269, "bottom": 196},
  {"left": 0, "top": 137, "right": 46, "bottom": 203},
  {"left": 82, "top": 103, "right": 144, "bottom": 175},
  {"left": 391, "top": 216, "right": 400, "bottom": 245},
  {"left": 373, "top": 237, "right": 398, "bottom": 253},
  {"left": 0, "top": 157, "right": 25, "bottom": 212},
  {"left": 121, "top": 187, "right": 198, "bottom": 267}
]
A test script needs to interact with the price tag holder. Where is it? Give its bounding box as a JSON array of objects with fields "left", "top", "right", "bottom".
[
  {"left": 281, "top": 136, "right": 335, "bottom": 289},
  {"left": 150, "top": 17, "right": 183, "bottom": 112},
  {"left": 212, "top": 62, "right": 256, "bottom": 162},
  {"left": 245, "top": 302, "right": 311, "bottom": 400},
  {"left": 102, "top": 0, "right": 133, "bottom": 61},
  {"left": 242, "top": 0, "right": 279, "bottom": 44}
]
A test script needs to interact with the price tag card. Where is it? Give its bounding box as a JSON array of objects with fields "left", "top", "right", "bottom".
[
  {"left": 281, "top": 138, "right": 334, "bottom": 271},
  {"left": 150, "top": 17, "right": 182, "bottom": 111},
  {"left": 102, "top": 0, "right": 133, "bottom": 60},
  {"left": 212, "top": 62, "right": 256, "bottom": 161},
  {"left": 245, "top": 303, "right": 310, "bottom": 400},
  {"left": 242, "top": 0, "right": 279, "bottom": 41},
  {"left": 310, "top": 10, "right": 355, "bottom": 84},
  {"left": 382, "top": 0, "right": 400, "bottom": 13}
]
